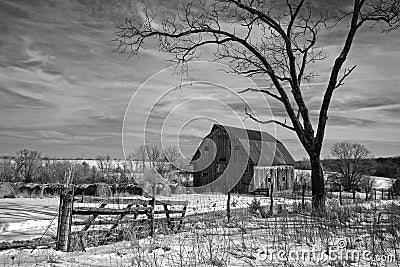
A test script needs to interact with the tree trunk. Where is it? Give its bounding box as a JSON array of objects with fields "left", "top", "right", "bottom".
[{"left": 310, "top": 155, "right": 325, "bottom": 215}]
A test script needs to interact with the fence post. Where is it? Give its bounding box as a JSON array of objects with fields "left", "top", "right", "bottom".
[
  {"left": 381, "top": 188, "right": 384, "bottom": 200},
  {"left": 150, "top": 183, "right": 156, "bottom": 237},
  {"left": 374, "top": 190, "right": 376, "bottom": 200},
  {"left": 339, "top": 185, "right": 342, "bottom": 206},
  {"left": 269, "top": 183, "right": 274, "bottom": 215},
  {"left": 56, "top": 193, "right": 73, "bottom": 251},
  {"left": 301, "top": 183, "right": 306, "bottom": 210},
  {"left": 226, "top": 191, "right": 231, "bottom": 223},
  {"left": 39, "top": 184, "right": 45, "bottom": 199}
]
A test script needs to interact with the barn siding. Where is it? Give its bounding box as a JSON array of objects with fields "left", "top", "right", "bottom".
[
  {"left": 251, "top": 166, "right": 294, "bottom": 192},
  {"left": 192, "top": 126, "right": 231, "bottom": 191}
]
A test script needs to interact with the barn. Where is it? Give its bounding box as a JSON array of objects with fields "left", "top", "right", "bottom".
[{"left": 191, "top": 124, "right": 295, "bottom": 194}]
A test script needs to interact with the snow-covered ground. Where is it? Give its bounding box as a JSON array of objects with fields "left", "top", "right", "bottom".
[
  {"left": 1, "top": 195, "right": 399, "bottom": 266},
  {"left": 1, "top": 214, "right": 398, "bottom": 267},
  {"left": 369, "top": 176, "right": 396, "bottom": 189},
  {"left": 0, "top": 198, "right": 59, "bottom": 241},
  {"left": 0, "top": 194, "right": 300, "bottom": 242},
  {"left": 1, "top": 193, "right": 399, "bottom": 242}
]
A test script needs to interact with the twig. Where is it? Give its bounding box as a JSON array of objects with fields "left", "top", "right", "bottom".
[{"left": 335, "top": 65, "right": 357, "bottom": 89}]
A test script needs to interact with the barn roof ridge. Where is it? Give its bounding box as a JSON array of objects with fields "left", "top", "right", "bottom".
[
  {"left": 209, "top": 124, "right": 294, "bottom": 166},
  {"left": 212, "top": 124, "right": 282, "bottom": 143}
]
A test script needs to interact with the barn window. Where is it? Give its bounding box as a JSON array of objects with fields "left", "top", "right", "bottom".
[
  {"left": 202, "top": 172, "right": 208, "bottom": 178},
  {"left": 219, "top": 157, "right": 226, "bottom": 162},
  {"left": 282, "top": 176, "right": 286, "bottom": 182},
  {"left": 204, "top": 146, "right": 209, "bottom": 151},
  {"left": 217, "top": 162, "right": 226, "bottom": 173}
]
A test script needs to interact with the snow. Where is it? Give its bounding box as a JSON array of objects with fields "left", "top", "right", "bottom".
[
  {"left": 0, "top": 198, "right": 59, "bottom": 241},
  {"left": 369, "top": 176, "right": 396, "bottom": 190},
  {"left": 1, "top": 216, "right": 398, "bottom": 267},
  {"left": 0, "top": 194, "right": 300, "bottom": 241},
  {"left": 0, "top": 194, "right": 399, "bottom": 266},
  {"left": 2, "top": 194, "right": 399, "bottom": 242}
]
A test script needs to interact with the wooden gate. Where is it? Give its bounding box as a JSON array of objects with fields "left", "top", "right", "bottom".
[{"left": 56, "top": 194, "right": 188, "bottom": 251}]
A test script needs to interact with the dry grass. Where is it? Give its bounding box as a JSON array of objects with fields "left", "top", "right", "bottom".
[{"left": 1, "top": 195, "right": 400, "bottom": 266}]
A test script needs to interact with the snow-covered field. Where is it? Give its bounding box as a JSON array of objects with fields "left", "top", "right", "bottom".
[
  {"left": 0, "top": 194, "right": 300, "bottom": 242},
  {"left": 0, "top": 198, "right": 59, "bottom": 241},
  {"left": 1, "top": 210, "right": 399, "bottom": 267},
  {"left": 1, "top": 193, "right": 398, "bottom": 242},
  {"left": 0, "top": 195, "right": 399, "bottom": 266}
]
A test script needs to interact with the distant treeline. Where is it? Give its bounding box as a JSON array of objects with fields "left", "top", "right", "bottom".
[
  {"left": 0, "top": 146, "right": 191, "bottom": 185},
  {"left": 295, "top": 156, "right": 400, "bottom": 179},
  {"left": 0, "top": 155, "right": 119, "bottom": 161}
]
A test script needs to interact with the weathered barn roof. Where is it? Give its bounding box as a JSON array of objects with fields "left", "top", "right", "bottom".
[
  {"left": 212, "top": 124, "right": 279, "bottom": 143},
  {"left": 204, "top": 124, "right": 295, "bottom": 166}
]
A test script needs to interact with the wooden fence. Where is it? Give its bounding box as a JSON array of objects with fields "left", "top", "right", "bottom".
[
  {"left": 327, "top": 187, "right": 398, "bottom": 203},
  {"left": 56, "top": 193, "right": 188, "bottom": 252}
]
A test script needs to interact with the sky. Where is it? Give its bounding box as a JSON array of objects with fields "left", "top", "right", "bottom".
[{"left": 0, "top": 0, "right": 399, "bottom": 160}]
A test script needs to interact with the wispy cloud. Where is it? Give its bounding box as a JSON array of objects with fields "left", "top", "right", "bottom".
[{"left": 0, "top": 0, "right": 399, "bottom": 159}]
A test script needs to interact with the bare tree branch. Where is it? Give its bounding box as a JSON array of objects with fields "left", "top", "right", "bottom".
[
  {"left": 238, "top": 87, "right": 283, "bottom": 102},
  {"left": 335, "top": 65, "right": 357, "bottom": 89},
  {"left": 244, "top": 107, "right": 295, "bottom": 131},
  {"left": 114, "top": 0, "right": 400, "bottom": 211}
]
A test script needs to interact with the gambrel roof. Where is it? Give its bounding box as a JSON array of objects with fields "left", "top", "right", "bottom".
[{"left": 200, "top": 124, "right": 295, "bottom": 166}]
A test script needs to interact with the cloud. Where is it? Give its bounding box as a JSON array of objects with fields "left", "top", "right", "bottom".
[
  {"left": 0, "top": 0, "right": 399, "bottom": 160},
  {"left": 0, "top": 85, "right": 55, "bottom": 109}
]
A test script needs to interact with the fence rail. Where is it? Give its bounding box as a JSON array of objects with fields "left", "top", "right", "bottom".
[
  {"left": 55, "top": 193, "right": 188, "bottom": 251},
  {"left": 52, "top": 184, "right": 400, "bottom": 253}
]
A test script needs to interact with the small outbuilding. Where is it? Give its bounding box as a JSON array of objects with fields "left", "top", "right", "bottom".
[{"left": 191, "top": 124, "right": 295, "bottom": 194}]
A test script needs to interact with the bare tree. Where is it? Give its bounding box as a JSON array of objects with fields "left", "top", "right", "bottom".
[
  {"left": 294, "top": 170, "right": 311, "bottom": 208},
  {"left": 147, "top": 146, "right": 162, "bottom": 167},
  {"left": 164, "top": 145, "right": 181, "bottom": 168},
  {"left": 104, "top": 155, "right": 113, "bottom": 173},
  {"left": 37, "top": 159, "right": 71, "bottom": 184},
  {"left": 96, "top": 155, "right": 106, "bottom": 173},
  {"left": 115, "top": 0, "right": 400, "bottom": 213},
  {"left": 147, "top": 146, "right": 169, "bottom": 177},
  {"left": 125, "top": 152, "right": 141, "bottom": 176},
  {"left": 330, "top": 142, "right": 373, "bottom": 200},
  {"left": 136, "top": 145, "right": 150, "bottom": 171},
  {"left": 15, "top": 149, "right": 42, "bottom": 183},
  {"left": 164, "top": 145, "right": 189, "bottom": 182},
  {"left": 293, "top": 171, "right": 311, "bottom": 193},
  {"left": 0, "top": 159, "right": 14, "bottom": 182},
  {"left": 360, "top": 175, "right": 376, "bottom": 200},
  {"left": 393, "top": 178, "right": 400, "bottom": 196},
  {"left": 119, "top": 161, "right": 132, "bottom": 183},
  {"left": 96, "top": 154, "right": 114, "bottom": 183}
]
